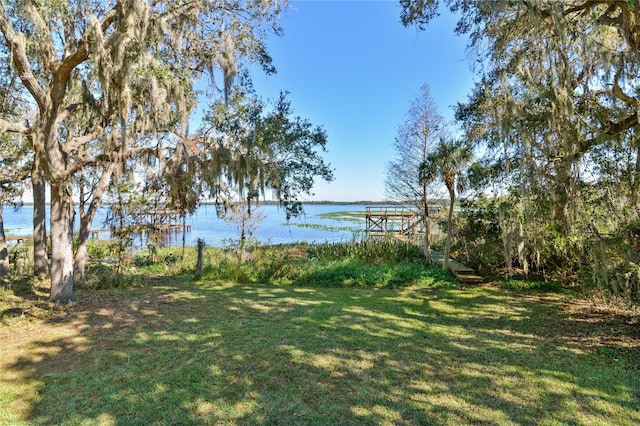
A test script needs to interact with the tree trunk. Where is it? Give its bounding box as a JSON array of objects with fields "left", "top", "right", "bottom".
[
  {"left": 74, "top": 164, "right": 114, "bottom": 286},
  {"left": 32, "top": 162, "right": 49, "bottom": 277},
  {"left": 518, "top": 219, "right": 528, "bottom": 275},
  {"left": 422, "top": 132, "right": 432, "bottom": 263},
  {"left": 240, "top": 218, "right": 247, "bottom": 263},
  {"left": 50, "top": 181, "right": 75, "bottom": 304},
  {"left": 150, "top": 241, "right": 158, "bottom": 264},
  {"left": 554, "top": 160, "right": 573, "bottom": 237},
  {"left": 0, "top": 204, "right": 9, "bottom": 278},
  {"left": 498, "top": 203, "right": 513, "bottom": 276},
  {"left": 422, "top": 179, "right": 432, "bottom": 263},
  {"left": 632, "top": 140, "right": 640, "bottom": 207},
  {"left": 443, "top": 188, "right": 455, "bottom": 271},
  {"left": 181, "top": 214, "right": 187, "bottom": 257},
  {"left": 423, "top": 212, "right": 432, "bottom": 263}
]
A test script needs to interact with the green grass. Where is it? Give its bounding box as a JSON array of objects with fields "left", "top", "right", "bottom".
[
  {"left": 316, "top": 210, "right": 367, "bottom": 221},
  {"left": 1, "top": 242, "right": 638, "bottom": 425},
  {"left": 282, "top": 222, "right": 361, "bottom": 233}
]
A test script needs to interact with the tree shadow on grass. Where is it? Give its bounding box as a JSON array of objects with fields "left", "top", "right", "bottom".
[
  {"left": 2, "top": 278, "right": 639, "bottom": 425},
  {"left": 0, "top": 276, "right": 53, "bottom": 322}
]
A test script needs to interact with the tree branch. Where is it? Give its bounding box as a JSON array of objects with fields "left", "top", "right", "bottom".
[
  {"left": 603, "top": 112, "right": 639, "bottom": 136},
  {"left": 612, "top": 60, "right": 638, "bottom": 107},
  {"left": 64, "top": 129, "right": 104, "bottom": 154},
  {"left": 50, "top": 3, "right": 120, "bottom": 111},
  {"left": 53, "top": 103, "right": 84, "bottom": 128},
  {"left": 0, "top": 164, "right": 31, "bottom": 185},
  {"left": 28, "top": 1, "right": 56, "bottom": 75},
  {"left": 563, "top": 1, "right": 622, "bottom": 16},
  {"left": 596, "top": 4, "right": 624, "bottom": 26},
  {"left": 0, "top": 118, "right": 28, "bottom": 134},
  {"left": 67, "top": 146, "right": 159, "bottom": 176},
  {"left": 50, "top": 45, "right": 90, "bottom": 112},
  {"left": 577, "top": 112, "right": 639, "bottom": 158},
  {"left": 100, "top": 3, "right": 119, "bottom": 33},
  {"left": 0, "top": 3, "right": 48, "bottom": 111}
]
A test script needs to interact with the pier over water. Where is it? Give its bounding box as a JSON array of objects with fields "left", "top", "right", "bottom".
[{"left": 365, "top": 206, "right": 483, "bottom": 284}]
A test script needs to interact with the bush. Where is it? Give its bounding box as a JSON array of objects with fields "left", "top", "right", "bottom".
[
  {"left": 85, "top": 262, "right": 144, "bottom": 290},
  {"left": 500, "top": 278, "right": 563, "bottom": 293},
  {"left": 453, "top": 198, "right": 505, "bottom": 273},
  {"left": 86, "top": 240, "right": 118, "bottom": 260},
  {"left": 454, "top": 196, "right": 640, "bottom": 303},
  {"left": 589, "top": 226, "right": 640, "bottom": 303},
  {"left": 7, "top": 243, "right": 32, "bottom": 275}
]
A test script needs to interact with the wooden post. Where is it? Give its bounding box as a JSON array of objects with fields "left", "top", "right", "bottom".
[{"left": 194, "top": 238, "right": 204, "bottom": 280}]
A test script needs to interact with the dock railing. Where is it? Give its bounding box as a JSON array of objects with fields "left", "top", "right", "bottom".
[{"left": 365, "top": 206, "right": 424, "bottom": 240}]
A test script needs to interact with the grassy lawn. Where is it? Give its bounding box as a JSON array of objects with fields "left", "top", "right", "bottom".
[{"left": 1, "top": 274, "right": 639, "bottom": 424}]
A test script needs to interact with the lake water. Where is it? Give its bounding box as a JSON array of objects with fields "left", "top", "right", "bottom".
[{"left": 2, "top": 203, "right": 372, "bottom": 248}]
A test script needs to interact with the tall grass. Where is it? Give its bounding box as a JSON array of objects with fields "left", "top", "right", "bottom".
[
  {"left": 125, "top": 239, "right": 457, "bottom": 289},
  {"left": 5, "top": 238, "right": 454, "bottom": 290}
]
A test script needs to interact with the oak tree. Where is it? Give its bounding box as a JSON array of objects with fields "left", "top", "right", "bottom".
[
  {"left": 401, "top": 0, "right": 640, "bottom": 297},
  {"left": 0, "top": 0, "right": 285, "bottom": 303}
]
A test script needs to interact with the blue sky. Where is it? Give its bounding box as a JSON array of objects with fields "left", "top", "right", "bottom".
[{"left": 249, "top": 0, "right": 476, "bottom": 202}]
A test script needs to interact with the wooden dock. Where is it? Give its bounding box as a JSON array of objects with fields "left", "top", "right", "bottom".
[
  {"left": 426, "top": 249, "right": 483, "bottom": 284},
  {"left": 88, "top": 223, "right": 192, "bottom": 239},
  {"left": 365, "top": 206, "right": 423, "bottom": 239},
  {"left": 366, "top": 206, "right": 483, "bottom": 284},
  {"left": 5, "top": 223, "right": 192, "bottom": 244}
]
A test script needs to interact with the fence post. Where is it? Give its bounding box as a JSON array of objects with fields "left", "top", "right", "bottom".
[{"left": 195, "top": 238, "right": 204, "bottom": 280}]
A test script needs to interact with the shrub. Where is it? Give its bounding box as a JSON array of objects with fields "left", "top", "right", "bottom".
[
  {"left": 589, "top": 226, "right": 640, "bottom": 303},
  {"left": 86, "top": 240, "right": 118, "bottom": 260},
  {"left": 85, "top": 263, "right": 144, "bottom": 290},
  {"left": 452, "top": 198, "right": 504, "bottom": 273}
]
